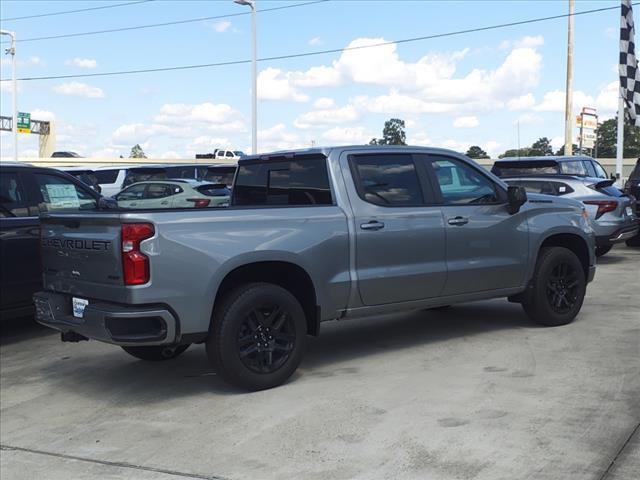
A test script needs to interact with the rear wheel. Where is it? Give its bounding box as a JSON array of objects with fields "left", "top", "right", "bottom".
[
  {"left": 207, "top": 283, "right": 307, "bottom": 391},
  {"left": 595, "top": 245, "right": 612, "bottom": 257},
  {"left": 626, "top": 233, "right": 640, "bottom": 247},
  {"left": 121, "top": 344, "right": 190, "bottom": 361},
  {"left": 522, "top": 247, "right": 586, "bottom": 326}
]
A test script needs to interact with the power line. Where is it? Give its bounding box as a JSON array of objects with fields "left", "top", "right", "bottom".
[
  {"left": 0, "top": 3, "right": 628, "bottom": 82},
  {"left": 1, "top": 0, "right": 154, "bottom": 22},
  {"left": 2, "top": 1, "right": 330, "bottom": 44}
]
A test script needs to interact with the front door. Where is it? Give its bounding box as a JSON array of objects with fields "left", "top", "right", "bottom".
[
  {"left": 420, "top": 155, "right": 529, "bottom": 296},
  {"left": 345, "top": 152, "right": 447, "bottom": 306}
]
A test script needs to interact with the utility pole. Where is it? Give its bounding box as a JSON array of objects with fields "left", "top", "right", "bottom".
[
  {"left": 234, "top": 0, "right": 257, "bottom": 155},
  {"left": 1, "top": 30, "right": 17, "bottom": 161},
  {"left": 564, "top": 0, "right": 574, "bottom": 156}
]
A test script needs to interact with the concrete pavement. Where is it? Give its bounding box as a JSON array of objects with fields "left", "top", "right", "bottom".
[{"left": 1, "top": 246, "right": 639, "bottom": 480}]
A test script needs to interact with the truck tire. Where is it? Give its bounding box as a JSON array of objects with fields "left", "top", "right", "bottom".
[
  {"left": 521, "top": 247, "right": 586, "bottom": 327},
  {"left": 207, "top": 283, "right": 307, "bottom": 391},
  {"left": 121, "top": 344, "right": 190, "bottom": 361},
  {"left": 595, "top": 245, "right": 612, "bottom": 257}
]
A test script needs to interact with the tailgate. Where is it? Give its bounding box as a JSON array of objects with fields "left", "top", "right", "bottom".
[{"left": 40, "top": 213, "right": 124, "bottom": 294}]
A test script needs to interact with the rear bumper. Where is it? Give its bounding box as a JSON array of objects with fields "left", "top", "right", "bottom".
[
  {"left": 595, "top": 223, "right": 639, "bottom": 246},
  {"left": 33, "top": 291, "right": 178, "bottom": 346}
]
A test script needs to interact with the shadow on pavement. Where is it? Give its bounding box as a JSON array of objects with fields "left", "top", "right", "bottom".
[
  {"left": 16, "top": 300, "right": 534, "bottom": 400},
  {"left": 0, "top": 315, "right": 53, "bottom": 347},
  {"left": 596, "top": 253, "right": 629, "bottom": 265},
  {"left": 302, "top": 300, "right": 534, "bottom": 370}
]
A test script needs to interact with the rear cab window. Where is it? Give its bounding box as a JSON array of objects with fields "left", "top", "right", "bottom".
[
  {"left": 492, "top": 161, "right": 560, "bottom": 177},
  {"left": 234, "top": 155, "right": 333, "bottom": 206},
  {"left": 561, "top": 161, "right": 587, "bottom": 176},
  {"left": 33, "top": 173, "right": 97, "bottom": 213},
  {"left": 0, "top": 171, "right": 35, "bottom": 217},
  {"left": 94, "top": 169, "right": 120, "bottom": 184}
]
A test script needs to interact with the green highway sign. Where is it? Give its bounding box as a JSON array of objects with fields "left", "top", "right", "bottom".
[{"left": 17, "top": 112, "right": 31, "bottom": 134}]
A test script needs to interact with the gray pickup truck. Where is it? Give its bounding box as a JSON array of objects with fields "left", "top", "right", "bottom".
[{"left": 34, "top": 146, "right": 596, "bottom": 390}]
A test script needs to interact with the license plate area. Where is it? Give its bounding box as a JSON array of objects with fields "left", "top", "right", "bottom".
[{"left": 72, "top": 297, "right": 89, "bottom": 318}]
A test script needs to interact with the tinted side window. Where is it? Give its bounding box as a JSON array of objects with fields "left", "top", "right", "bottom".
[
  {"left": 33, "top": 173, "right": 97, "bottom": 213},
  {"left": 145, "top": 184, "right": 177, "bottom": 199},
  {"left": 234, "top": 157, "right": 332, "bottom": 206},
  {"left": 562, "top": 161, "right": 587, "bottom": 176},
  {"left": 94, "top": 169, "right": 120, "bottom": 184},
  {"left": 582, "top": 161, "right": 596, "bottom": 178},
  {"left": 351, "top": 154, "right": 423, "bottom": 206},
  {"left": 166, "top": 166, "right": 195, "bottom": 179},
  {"left": 430, "top": 158, "right": 499, "bottom": 205},
  {"left": 0, "top": 171, "right": 32, "bottom": 217},
  {"left": 593, "top": 161, "right": 608, "bottom": 179},
  {"left": 116, "top": 184, "right": 146, "bottom": 201}
]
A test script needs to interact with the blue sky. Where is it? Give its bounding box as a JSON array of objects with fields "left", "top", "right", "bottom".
[{"left": 0, "top": 0, "right": 625, "bottom": 158}]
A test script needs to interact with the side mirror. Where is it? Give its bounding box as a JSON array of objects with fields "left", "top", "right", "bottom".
[
  {"left": 507, "top": 185, "right": 527, "bottom": 214},
  {"left": 98, "top": 197, "right": 118, "bottom": 210}
]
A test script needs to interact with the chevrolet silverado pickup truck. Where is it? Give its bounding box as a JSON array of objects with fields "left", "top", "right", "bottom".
[{"left": 34, "top": 146, "right": 596, "bottom": 390}]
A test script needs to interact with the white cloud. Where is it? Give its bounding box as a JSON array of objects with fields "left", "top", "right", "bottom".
[
  {"left": 550, "top": 136, "right": 564, "bottom": 152},
  {"left": 595, "top": 81, "right": 618, "bottom": 117},
  {"left": 213, "top": 20, "right": 231, "bottom": 33},
  {"left": 30, "top": 109, "right": 56, "bottom": 122},
  {"left": 453, "top": 116, "right": 479, "bottom": 128},
  {"left": 514, "top": 35, "right": 544, "bottom": 48},
  {"left": 258, "top": 124, "right": 307, "bottom": 151},
  {"left": 407, "top": 131, "right": 431, "bottom": 146},
  {"left": 515, "top": 113, "right": 543, "bottom": 125},
  {"left": 1, "top": 56, "right": 41, "bottom": 67},
  {"left": 52, "top": 81, "right": 105, "bottom": 98},
  {"left": 153, "top": 102, "right": 245, "bottom": 132},
  {"left": 533, "top": 90, "right": 595, "bottom": 112},
  {"left": 112, "top": 123, "right": 172, "bottom": 144},
  {"left": 257, "top": 67, "right": 310, "bottom": 102},
  {"left": 309, "top": 37, "right": 322, "bottom": 46},
  {"left": 508, "top": 93, "right": 536, "bottom": 110},
  {"left": 294, "top": 104, "right": 359, "bottom": 129},
  {"left": 321, "top": 126, "right": 373, "bottom": 144},
  {"left": 485, "top": 141, "right": 501, "bottom": 156},
  {"left": 313, "top": 97, "right": 335, "bottom": 109},
  {"left": 65, "top": 57, "right": 97, "bottom": 69}
]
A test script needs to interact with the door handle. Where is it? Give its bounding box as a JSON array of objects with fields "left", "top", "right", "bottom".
[
  {"left": 447, "top": 216, "right": 469, "bottom": 226},
  {"left": 360, "top": 220, "right": 385, "bottom": 231}
]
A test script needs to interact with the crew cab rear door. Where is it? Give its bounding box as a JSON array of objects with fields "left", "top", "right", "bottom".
[{"left": 344, "top": 151, "right": 447, "bottom": 306}]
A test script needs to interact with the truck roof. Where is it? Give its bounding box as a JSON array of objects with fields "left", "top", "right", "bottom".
[{"left": 239, "top": 145, "right": 466, "bottom": 163}]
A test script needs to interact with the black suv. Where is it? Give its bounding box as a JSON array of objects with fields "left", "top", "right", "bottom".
[
  {"left": 0, "top": 163, "right": 103, "bottom": 319},
  {"left": 624, "top": 159, "right": 640, "bottom": 246}
]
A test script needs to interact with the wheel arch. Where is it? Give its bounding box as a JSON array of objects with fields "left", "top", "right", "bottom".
[
  {"left": 538, "top": 232, "right": 591, "bottom": 280},
  {"left": 212, "top": 260, "right": 320, "bottom": 336}
]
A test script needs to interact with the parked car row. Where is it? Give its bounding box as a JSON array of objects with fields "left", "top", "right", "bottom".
[{"left": 492, "top": 156, "right": 639, "bottom": 256}]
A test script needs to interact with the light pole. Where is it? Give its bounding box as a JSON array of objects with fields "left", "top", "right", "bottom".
[
  {"left": 234, "top": 0, "right": 257, "bottom": 154},
  {"left": 563, "top": 0, "right": 574, "bottom": 156},
  {"left": 1, "top": 29, "right": 17, "bottom": 161}
]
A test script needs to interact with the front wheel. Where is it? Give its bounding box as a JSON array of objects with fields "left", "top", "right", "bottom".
[
  {"left": 207, "top": 283, "right": 307, "bottom": 391},
  {"left": 595, "top": 245, "right": 612, "bottom": 257},
  {"left": 122, "top": 344, "right": 190, "bottom": 361},
  {"left": 522, "top": 247, "right": 586, "bottom": 327}
]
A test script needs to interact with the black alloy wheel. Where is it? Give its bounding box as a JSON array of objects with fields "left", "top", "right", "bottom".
[
  {"left": 237, "top": 304, "right": 296, "bottom": 374},
  {"left": 545, "top": 262, "right": 581, "bottom": 315}
]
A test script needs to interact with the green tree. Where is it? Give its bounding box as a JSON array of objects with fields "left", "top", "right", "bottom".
[
  {"left": 499, "top": 147, "right": 535, "bottom": 158},
  {"left": 530, "top": 137, "right": 553, "bottom": 156},
  {"left": 465, "top": 145, "right": 489, "bottom": 159},
  {"left": 554, "top": 143, "right": 578, "bottom": 156},
  {"left": 129, "top": 144, "right": 147, "bottom": 159},
  {"left": 370, "top": 118, "right": 407, "bottom": 145},
  {"left": 595, "top": 116, "right": 640, "bottom": 157}
]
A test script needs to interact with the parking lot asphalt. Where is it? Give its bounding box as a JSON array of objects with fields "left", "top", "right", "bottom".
[{"left": 1, "top": 246, "right": 639, "bottom": 480}]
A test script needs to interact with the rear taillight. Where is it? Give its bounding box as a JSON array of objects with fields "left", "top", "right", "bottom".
[
  {"left": 584, "top": 200, "right": 618, "bottom": 219},
  {"left": 121, "top": 223, "right": 154, "bottom": 285},
  {"left": 187, "top": 198, "right": 210, "bottom": 208}
]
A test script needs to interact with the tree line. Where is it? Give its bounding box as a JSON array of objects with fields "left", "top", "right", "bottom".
[{"left": 369, "top": 117, "right": 640, "bottom": 159}]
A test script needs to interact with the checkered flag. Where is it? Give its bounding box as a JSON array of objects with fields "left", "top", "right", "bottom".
[{"left": 620, "top": 0, "right": 640, "bottom": 125}]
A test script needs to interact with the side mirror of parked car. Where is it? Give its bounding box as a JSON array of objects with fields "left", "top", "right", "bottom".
[{"left": 507, "top": 185, "right": 527, "bottom": 214}]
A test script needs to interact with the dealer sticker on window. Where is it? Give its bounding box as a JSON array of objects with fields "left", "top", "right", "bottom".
[
  {"left": 626, "top": 206, "right": 634, "bottom": 217},
  {"left": 72, "top": 297, "right": 89, "bottom": 318}
]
